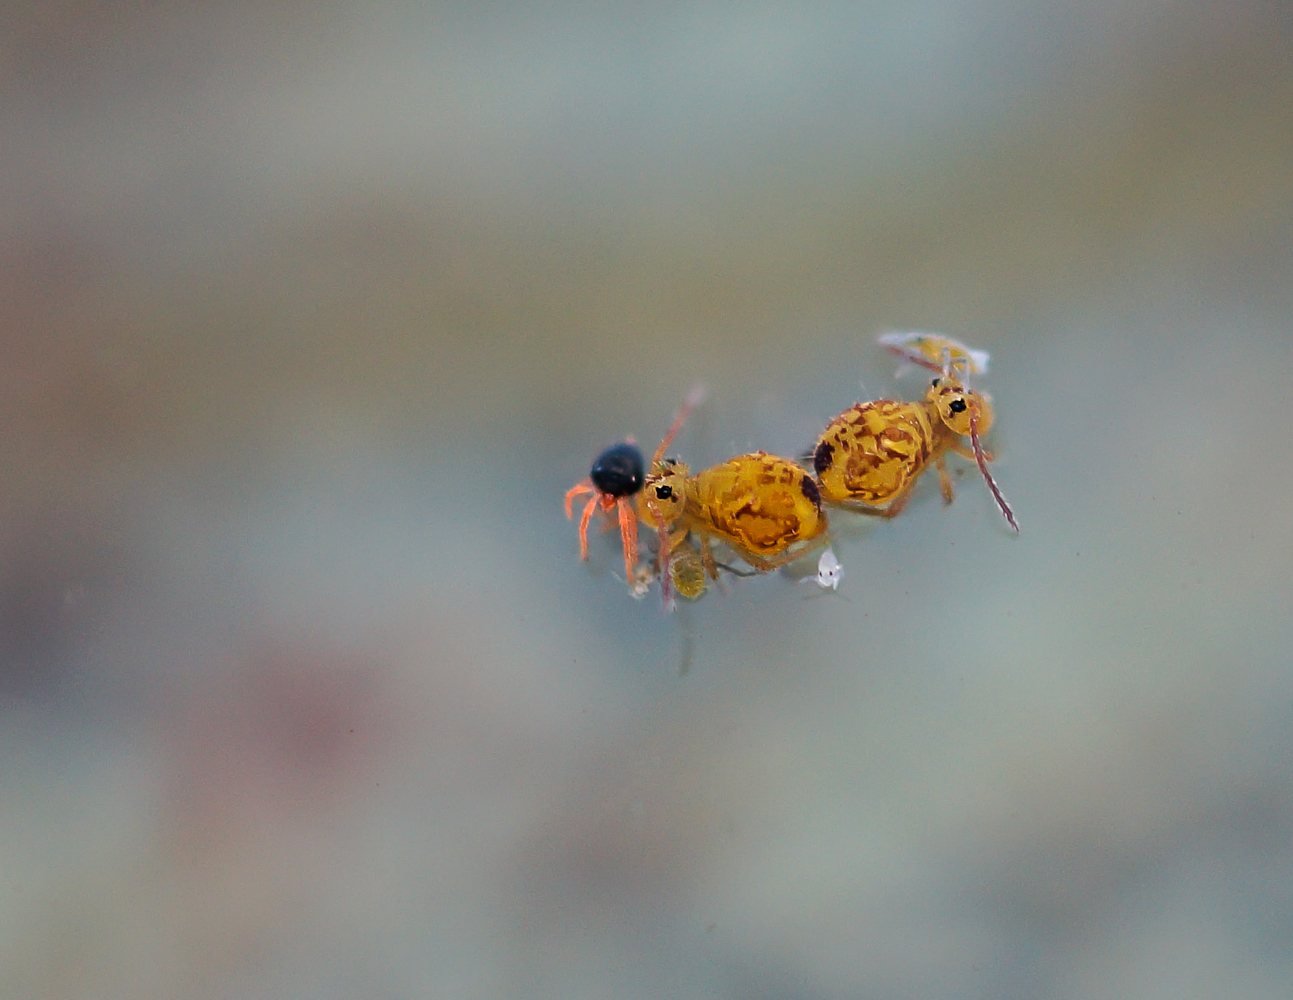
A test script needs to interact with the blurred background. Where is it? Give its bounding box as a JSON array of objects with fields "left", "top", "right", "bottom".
[{"left": 2, "top": 1, "right": 1292, "bottom": 997}]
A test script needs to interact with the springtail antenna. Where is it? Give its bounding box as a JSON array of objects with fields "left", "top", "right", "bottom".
[
  {"left": 969, "top": 414, "right": 1019, "bottom": 532},
  {"left": 652, "top": 382, "right": 708, "bottom": 467}
]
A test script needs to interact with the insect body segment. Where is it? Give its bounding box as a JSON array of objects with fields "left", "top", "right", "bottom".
[
  {"left": 814, "top": 399, "right": 940, "bottom": 509},
  {"left": 683, "top": 453, "right": 827, "bottom": 566},
  {"left": 640, "top": 451, "right": 830, "bottom": 608},
  {"left": 813, "top": 373, "right": 1018, "bottom": 531}
]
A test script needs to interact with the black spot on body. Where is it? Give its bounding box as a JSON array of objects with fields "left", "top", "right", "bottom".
[
  {"left": 590, "top": 442, "right": 645, "bottom": 498},
  {"left": 948, "top": 398, "right": 967, "bottom": 414},
  {"left": 813, "top": 440, "right": 834, "bottom": 476},
  {"left": 800, "top": 476, "right": 822, "bottom": 510}
]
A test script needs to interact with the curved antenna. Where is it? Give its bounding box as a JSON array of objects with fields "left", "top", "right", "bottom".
[
  {"left": 884, "top": 342, "right": 946, "bottom": 375},
  {"left": 968, "top": 414, "right": 1019, "bottom": 532},
  {"left": 652, "top": 382, "right": 708, "bottom": 467}
]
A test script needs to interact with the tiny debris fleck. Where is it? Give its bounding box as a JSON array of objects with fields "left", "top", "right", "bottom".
[{"left": 627, "top": 562, "right": 654, "bottom": 600}]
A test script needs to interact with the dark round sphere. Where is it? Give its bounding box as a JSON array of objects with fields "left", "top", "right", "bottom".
[{"left": 590, "top": 442, "right": 645, "bottom": 498}]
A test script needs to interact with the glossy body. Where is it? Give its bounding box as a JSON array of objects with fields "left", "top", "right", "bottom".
[{"left": 589, "top": 442, "right": 644, "bottom": 496}]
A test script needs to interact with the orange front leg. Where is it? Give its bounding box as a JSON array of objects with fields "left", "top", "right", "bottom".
[
  {"left": 564, "top": 480, "right": 593, "bottom": 520},
  {"left": 575, "top": 494, "right": 600, "bottom": 560},
  {"left": 614, "top": 497, "right": 640, "bottom": 582}
]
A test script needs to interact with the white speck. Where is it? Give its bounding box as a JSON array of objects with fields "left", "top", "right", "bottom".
[
  {"left": 627, "top": 563, "right": 654, "bottom": 600},
  {"left": 813, "top": 548, "right": 845, "bottom": 590}
]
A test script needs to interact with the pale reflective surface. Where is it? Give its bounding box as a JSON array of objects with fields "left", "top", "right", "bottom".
[{"left": 2, "top": 3, "right": 1291, "bottom": 997}]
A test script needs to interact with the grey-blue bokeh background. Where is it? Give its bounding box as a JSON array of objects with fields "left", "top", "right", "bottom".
[{"left": 2, "top": 2, "right": 1291, "bottom": 997}]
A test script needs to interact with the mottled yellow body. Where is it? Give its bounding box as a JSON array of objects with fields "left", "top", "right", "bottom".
[
  {"left": 811, "top": 374, "right": 1015, "bottom": 529},
  {"left": 687, "top": 453, "right": 827, "bottom": 558},
  {"left": 813, "top": 400, "right": 940, "bottom": 506},
  {"left": 638, "top": 451, "right": 829, "bottom": 587}
]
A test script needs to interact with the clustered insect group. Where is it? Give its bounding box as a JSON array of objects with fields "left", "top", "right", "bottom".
[{"left": 564, "top": 333, "right": 1017, "bottom": 609}]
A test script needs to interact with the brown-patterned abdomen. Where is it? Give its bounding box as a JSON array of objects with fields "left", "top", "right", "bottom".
[
  {"left": 813, "top": 400, "right": 936, "bottom": 506},
  {"left": 688, "top": 452, "right": 827, "bottom": 556}
]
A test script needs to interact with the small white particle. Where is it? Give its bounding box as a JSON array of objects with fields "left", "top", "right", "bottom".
[{"left": 813, "top": 548, "right": 845, "bottom": 590}]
